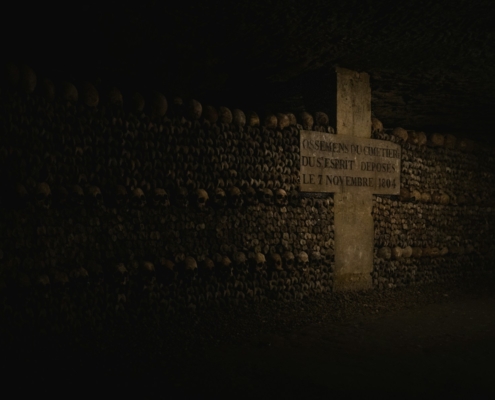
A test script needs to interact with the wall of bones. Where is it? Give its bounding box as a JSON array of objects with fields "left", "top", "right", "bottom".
[{"left": 1, "top": 64, "right": 494, "bottom": 319}]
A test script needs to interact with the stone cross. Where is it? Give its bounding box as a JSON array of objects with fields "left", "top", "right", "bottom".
[
  {"left": 299, "top": 68, "right": 400, "bottom": 290},
  {"left": 333, "top": 67, "right": 373, "bottom": 291}
]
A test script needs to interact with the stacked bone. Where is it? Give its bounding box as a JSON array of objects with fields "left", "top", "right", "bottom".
[
  {"left": 1, "top": 62, "right": 339, "bottom": 316},
  {"left": 371, "top": 118, "right": 495, "bottom": 289}
]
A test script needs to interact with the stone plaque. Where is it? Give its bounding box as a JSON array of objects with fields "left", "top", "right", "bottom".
[{"left": 300, "top": 130, "right": 401, "bottom": 194}]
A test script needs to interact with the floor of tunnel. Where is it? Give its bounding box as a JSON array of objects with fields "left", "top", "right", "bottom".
[{"left": 1, "top": 278, "right": 495, "bottom": 398}]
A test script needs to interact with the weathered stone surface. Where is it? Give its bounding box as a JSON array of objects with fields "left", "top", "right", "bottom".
[
  {"left": 300, "top": 130, "right": 400, "bottom": 195},
  {"left": 335, "top": 67, "right": 371, "bottom": 138}
]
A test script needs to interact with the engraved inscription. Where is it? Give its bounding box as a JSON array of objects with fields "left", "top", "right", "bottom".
[{"left": 300, "top": 130, "right": 401, "bottom": 194}]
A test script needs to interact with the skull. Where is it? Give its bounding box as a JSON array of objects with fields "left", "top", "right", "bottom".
[
  {"left": 153, "top": 188, "right": 170, "bottom": 207},
  {"left": 233, "top": 252, "right": 247, "bottom": 268},
  {"left": 392, "top": 127, "right": 408, "bottom": 141},
  {"left": 114, "top": 263, "right": 129, "bottom": 285},
  {"left": 87, "top": 185, "right": 103, "bottom": 207},
  {"left": 218, "top": 106, "right": 233, "bottom": 124},
  {"left": 213, "top": 187, "right": 226, "bottom": 208},
  {"left": 199, "top": 257, "right": 215, "bottom": 274},
  {"left": 269, "top": 253, "right": 283, "bottom": 271},
  {"left": 150, "top": 91, "right": 168, "bottom": 118},
  {"left": 187, "top": 99, "right": 202, "bottom": 120},
  {"left": 314, "top": 111, "right": 329, "bottom": 126},
  {"left": 131, "top": 188, "right": 146, "bottom": 208},
  {"left": 391, "top": 247, "right": 402, "bottom": 259},
  {"left": 114, "top": 185, "right": 128, "bottom": 207},
  {"left": 228, "top": 186, "right": 243, "bottom": 208},
  {"left": 264, "top": 114, "right": 278, "bottom": 129},
  {"left": 299, "top": 112, "right": 314, "bottom": 130},
  {"left": 184, "top": 256, "right": 198, "bottom": 272},
  {"left": 193, "top": 189, "right": 208, "bottom": 210},
  {"left": 276, "top": 113, "right": 290, "bottom": 130},
  {"left": 70, "top": 185, "right": 85, "bottom": 206},
  {"left": 296, "top": 251, "right": 309, "bottom": 272},
  {"left": 261, "top": 188, "right": 274, "bottom": 205},
  {"left": 81, "top": 82, "right": 99, "bottom": 107},
  {"left": 377, "top": 247, "right": 391, "bottom": 259},
  {"left": 245, "top": 186, "right": 258, "bottom": 206},
  {"left": 232, "top": 109, "right": 246, "bottom": 127},
  {"left": 410, "top": 189, "right": 422, "bottom": 202},
  {"left": 371, "top": 117, "right": 384, "bottom": 134},
  {"left": 36, "top": 182, "right": 51, "bottom": 209},
  {"left": 202, "top": 105, "right": 218, "bottom": 124},
  {"left": 282, "top": 251, "right": 295, "bottom": 271},
  {"left": 402, "top": 246, "right": 413, "bottom": 258},
  {"left": 107, "top": 87, "right": 123, "bottom": 107},
  {"left": 275, "top": 188, "right": 288, "bottom": 206},
  {"left": 246, "top": 111, "right": 260, "bottom": 127},
  {"left": 251, "top": 252, "right": 266, "bottom": 272},
  {"left": 61, "top": 81, "right": 78, "bottom": 104},
  {"left": 175, "top": 187, "right": 189, "bottom": 208}
]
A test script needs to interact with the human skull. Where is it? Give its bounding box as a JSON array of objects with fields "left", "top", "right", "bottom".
[
  {"left": 275, "top": 188, "right": 288, "bottom": 206},
  {"left": 410, "top": 189, "right": 422, "bottom": 202},
  {"left": 81, "top": 82, "right": 99, "bottom": 107},
  {"left": 70, "top": 185, "right": 85, "bottom": 206},
  {"left": 228, "top": 186, "right": 243, "bottom": 208},
  {"left": 213, "top": 187, "right": 226, "bottom": 208},
  {"left": 195, "top": 189, "right": 209, "bottom": 210},
  {"left": 392, "top": 127, "right": 408, "bottom": 141},
  {"left": 282, "top": 251, "right": 295, "bottom": 271},
  {"left": 202, "top": 105, "right": 218, "bottom": 123},
  {"left": 252, "top": 252, "right": 266, "bottom": 272},
  {"left": 262, "top": 188, "right": 274, "bottom": 205},
  {"left": 107, "top": 87, "right": 123, "bottom": 107},
  {"left": 314, "top": 111, "right": 329, "bottom": 126},
  {"left": 402, "top": 246, "right": 413, "bottom": 258},
  {"left": 131, "top": 188, "right": 146, "bottom": 208},
  {"left": 264, "top": 114, "right": 278, "bottom": 129},
  {"left": 153, "top": 188, "right": 170, "bottom": 207},
  {"left": 269, "top": 253, "right": 283, "bottom": 271},
  {"left": 150, "top": 91, "right": 168, "bottom": 118},
  {"left": 184, "top": 256, "right": 198, "bottom": 272},
  {"left": 87, "top": 185, "right": 103, "bottom": 207},
  {"left": 296, "top": 251, "right": 309, "bottom": 272},
  {"left": 114, "top": 185, "right": 128, "bottom": 207},
  {"left": 246, "top": 111, "right": 260, "bottom": 127},
  {"left": 371, "top": 117, "right": 384, "bottom": 134},
  {"left": 114, "top": 263, "right": 128, "bottom": 285},
  {"left": 175, "top": 187, "right": 189, "bottom": 208},
  {"left": 218, "top": 106, "right": 233, "bottom": 124},
  {"left": 233, "top": 252, "right": 247, "bottom": 268},
  {"left": 299, "top": 112, "right": 314, "bottom": 130},
  {"left": 245, "top": 186, "right": 258, "bottom": 206},
  {"left": 391, "top": 247, "right": 402, "bottom": 259},
  {"left": 61, "top": 81, "right": 78, "bottom": 103},
  {"left": 187, "top": 99, "right": 202, "bottom": 120},
  {"left": 276, "top": 113, "right": 290, "bottom": 130},
  {"left": 378, "top": 247, "right": 391, "bottom": 259},
  {"left": 232, "top": 109, "right": 246, "bottom": 127},
  {"left": 36, "top": 182, "right": 51, "bottom": 209}
]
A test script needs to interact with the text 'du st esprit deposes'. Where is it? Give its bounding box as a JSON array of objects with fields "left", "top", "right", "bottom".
[{"left": 299, "top": 130, "right": 401, "bottom": 194}]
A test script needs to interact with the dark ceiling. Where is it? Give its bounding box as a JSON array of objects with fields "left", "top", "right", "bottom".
[{"left": 4, "top": 0, "right": 495, "bottom": 143}]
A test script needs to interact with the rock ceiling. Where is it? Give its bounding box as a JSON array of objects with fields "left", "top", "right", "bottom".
[{"left": 4, "top": 0, "right": 495, "bottom": 143}]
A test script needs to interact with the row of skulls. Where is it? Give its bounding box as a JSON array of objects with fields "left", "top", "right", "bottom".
[
  {"left": 12, "top": 181, "right": 293, "bottom": 209},
  {"left": 2, "top": 62, "right": 333, "bottom": 131},
  {"left": 8, "top": 250, "right": 315, "bottom": 290},
  {"left": 372, "top": 118, "right": 480, "bottom": 153}
]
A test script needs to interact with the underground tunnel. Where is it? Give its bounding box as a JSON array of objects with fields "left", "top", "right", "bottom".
[{"left": 1, "top": 0, "right": 495, "bottom": 397}]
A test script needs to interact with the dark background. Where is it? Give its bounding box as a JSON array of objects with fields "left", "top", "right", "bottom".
[{"left": 3, "top": 0, "right": 495, "bottom": 142}]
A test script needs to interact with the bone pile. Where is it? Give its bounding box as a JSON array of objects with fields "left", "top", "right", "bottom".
[{"left": 0, "top": 63, "right": 494, "bottom": 325}]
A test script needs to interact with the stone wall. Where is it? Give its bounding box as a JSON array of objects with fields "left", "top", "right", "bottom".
[{"left": 1, "top": 64, "right": 494, "bottom": 318}]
